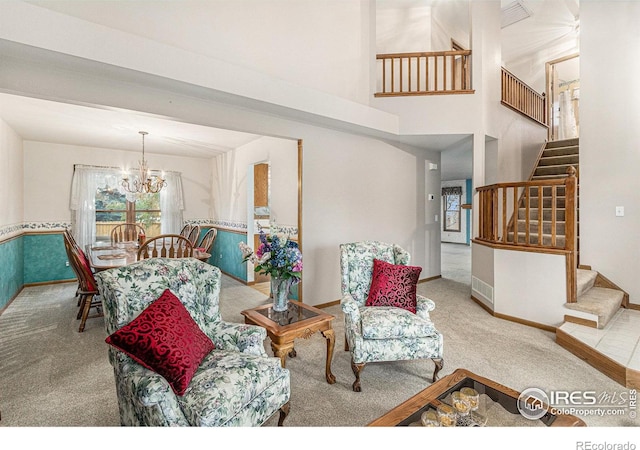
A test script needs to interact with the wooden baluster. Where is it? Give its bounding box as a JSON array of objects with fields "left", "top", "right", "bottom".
[
  {"left": 538, "top": 185, "right": 543, "bottom": 245},
  {"left": 452, "top": 54, "right": 456, "bottom": 90},
  {"left": 513, "top": 185, "right": 518, "bottom": 244},
  {"left": 479, "top": 190, "right": 484, "bottom": 239},
  {"left": 426, "top": 56, "right": 430, "bottom": 92},
  {"left": 502, "top": 186, "right": 508, "bottom": 243},
  {"left": 551, "top": 185, "right": 557, "bottom": 247},
  {"left": 400, "top": 57, "right": 403, "bottom": 93},
  {"left": 408, "top": 57, "right": 412, "bottom": 93},
  {"left": 443, "top": 55, "right": 447, "bottom": 91},
  {"left": 524, "top": 186, "right": 530, "bottom": 245},
  {"left": 391, "top": 58, "right": 395, "bottom": 93},
  {"left": 382, "top": 58, "right": 386, "bottom": 94},
  {"left": 492, "top": 188, "right": 499, "bottom": 241},
  {"left": 434, "top": 56, "right": 438, "bottom": 92},
  {"left": 417, "top": 56, "right": 421, "bottom": 92}
]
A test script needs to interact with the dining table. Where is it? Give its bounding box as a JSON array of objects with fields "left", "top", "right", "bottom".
[{"left": 86, "top": 240, "right": 211, "bottom": 272}]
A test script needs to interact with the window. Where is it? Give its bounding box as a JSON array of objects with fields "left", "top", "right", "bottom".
[
  {"left": 442, "top": 186, "right": 462, "bottom": 232},
  {"left": 70, "top": 165, "right": 184, "bottom": 250},
  {"left": 95, "top": 187, "right": 161, "bottom": 240}
]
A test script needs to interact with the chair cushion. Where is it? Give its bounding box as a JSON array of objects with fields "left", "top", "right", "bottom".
[
  {"left": 177, "top": 350, "right": 287, "bottom": 426},
  {"left": 361, "top": 306, "right": 437, "bottom": 339},
  {"left": 105, "top": 289, "right": 215, "bottom": 396},
  {"left": 365, "top": 259, "right": 421, "bottom": 313}
]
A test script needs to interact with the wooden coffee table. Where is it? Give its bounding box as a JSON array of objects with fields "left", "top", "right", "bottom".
[
  {"left": 368, "top": 368, "right": 586, "bottom": 427},
  {"left": 241, "top": 300, "right": 336, "bottom": 384}
]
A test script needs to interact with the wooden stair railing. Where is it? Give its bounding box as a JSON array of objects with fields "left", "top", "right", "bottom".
[
  {"left": 476, "top": 166, "right": 578, "bottom": 302},
  {"left": 375, "top": 50, "right": 474, "bottom": 97},
  {"left": 501, "top": 67, "right": 547, "bottom": 127}
]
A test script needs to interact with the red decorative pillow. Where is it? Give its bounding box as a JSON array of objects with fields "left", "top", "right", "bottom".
[
  {"left": 365, "top": 259, "right": 422, "bottom": 313},
  {"left": 105, "top": 289, "right": 215, "bottom": 396},
  {"left": 77, "top": 249, "right": 97, "bottom": 291}
]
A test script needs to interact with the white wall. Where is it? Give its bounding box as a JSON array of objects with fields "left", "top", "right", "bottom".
[
  {"left": 303, "top": 128, "right": 442, "bottom": 300},
  {"left": 431, "top": 0, "right": 470, "bottom": 50},
  {"left": 212, "top": 136, "right": 298, "bottom": 228},
  {"left": 580, "top": 2, "right": 640, "bottom": 306},
  {"left": 376, "top": 1, "right": 432, "bottom": 54},
  {"left": 23, "top": 142, "right": 212, "bottom": 223},
  {"left": 0, "top": 119, "right": 23, "bottom": 230},
  {"left": 494, "top": 249, "right": 568, "bottom": 327},
  {"left": 496, "top": 107, "right": 548, "bottom": 183},
  {"left": 16, "top": 0, "right": 373, "bottom": 106}
]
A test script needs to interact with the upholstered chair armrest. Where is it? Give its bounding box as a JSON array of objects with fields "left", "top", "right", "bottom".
[
  {"left": 114, "top": 354, "right": 190, "bottom": 426},
  {"left": 205, "top": 321, "right": 268, "bottom": 356},
  {"left": 341, "top": 293, "right": 362, "bottom": 325},
  {"left": 416, "top": 295, "right": 435, "bottom": 321}
]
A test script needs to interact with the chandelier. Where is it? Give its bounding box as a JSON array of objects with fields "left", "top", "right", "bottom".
[{"left": 121, "top": 131, "right": 166, "bottom": 195}]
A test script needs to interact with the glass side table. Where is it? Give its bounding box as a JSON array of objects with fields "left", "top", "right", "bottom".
[{"left": 241, "top": 300, "right": 337, "bottom": 384}]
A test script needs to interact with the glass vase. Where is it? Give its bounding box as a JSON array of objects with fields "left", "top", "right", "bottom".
[{"left": 271, "top": 276, "right": 293, "bottom": 312}]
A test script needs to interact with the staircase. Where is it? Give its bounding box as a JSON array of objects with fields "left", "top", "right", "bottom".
[
  {"left": 532, "top": 138, "right": 638, "bottom": 388},
  {"left": 564, "top": 268, "right": 626, "bottom": 329},
  {"left": 507, "top": 138, "right": 579, "bottom": 249},
  {"left": 557, "top": 267, "right": 638, "bottom": 389}
]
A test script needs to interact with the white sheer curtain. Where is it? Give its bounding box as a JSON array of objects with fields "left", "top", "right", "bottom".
[
  {"left": 70, "top": 166, "right": 184, "bottom": 247},
  {"left": 69, "top": 166, "right": 117, "bottom": 250},
  {"left": 559, "top": 90, "right": 578, "bottom": 140},
  {"left": 160, "top": 171, "right": 184, "bottom": 234}
]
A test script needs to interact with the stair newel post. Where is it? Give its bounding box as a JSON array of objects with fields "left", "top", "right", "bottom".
[{"left": 565, "top": 166, "right": 578, "bottom": 303}]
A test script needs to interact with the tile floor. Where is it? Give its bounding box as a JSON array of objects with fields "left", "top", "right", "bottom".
[
  {"left": 440, "top": 241, "right": 640, "bottom": 373},
  {"left": 558, "top": 308, "right": 640, "bottom": 370}
]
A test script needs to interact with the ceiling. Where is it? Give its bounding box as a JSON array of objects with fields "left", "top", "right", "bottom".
[
  {"left": 0, "top": 92, "right": 262, "bottom": 158},
  {"left": 0, "top": 0, "right": 579, "bottom": 175}
]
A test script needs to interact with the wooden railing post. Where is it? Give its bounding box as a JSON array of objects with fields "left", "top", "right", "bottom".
[{"left": 564, "top": 166, "right": 578, "bottom": 303}]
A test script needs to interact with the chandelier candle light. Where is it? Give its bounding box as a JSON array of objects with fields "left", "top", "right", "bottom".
[{"left": 121, "top": 131, "right": 166, "bottom": 195}]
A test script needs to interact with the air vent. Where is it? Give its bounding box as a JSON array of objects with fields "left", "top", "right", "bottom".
[
  {"left": 472, "top": 276, "right": 494, "bottom": 304},
  {"left": 501, "top": 0, "right": 533, "bottom": 29}
]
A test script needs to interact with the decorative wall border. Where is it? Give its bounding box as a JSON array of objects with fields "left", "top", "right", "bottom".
[
  {"left": 0, "top": 222, "right": 71, "bottom": 243},
  {"left": 186, "top": 219, "right": 298, "bottom": 237},
  {"left": 1, "top": 220, "right": 299, "bottom": 241}
]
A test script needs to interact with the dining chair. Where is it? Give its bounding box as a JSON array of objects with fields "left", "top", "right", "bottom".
[
  {"left": 187, "top": 225, "right": 201, "bottom": 246},
  {"left": 197, "top": 228, "right": 217, "bottom": 253},
  {"left": 64, "top": 231, "right": 103, "bottom": 332},
  {"left": 62, "top": 229, "right": 83, "bottom": 301},
  {"left": 137, "top": 234, "right": 194, "bottom": 260},
  {"left": 111, "top": 223, "right": 146, "bottom": 244},
  {"left": 179, "top": 223, "right": 192, "bottom": 238}
]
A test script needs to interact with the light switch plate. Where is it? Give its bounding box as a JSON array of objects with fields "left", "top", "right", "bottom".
[{"left": 616, "top": 206, "right": 624, "bottom": 217}]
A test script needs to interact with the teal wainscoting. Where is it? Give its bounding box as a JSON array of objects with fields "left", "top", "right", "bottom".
[
  {"left": 23, "top": 233, "right": 75, "bottom": 284},
  {"left": 0, "top": 236, "right": 24, "bottom": 309},
  {"left": 208, "top": 228, "right": 248, "bottom": 282}
]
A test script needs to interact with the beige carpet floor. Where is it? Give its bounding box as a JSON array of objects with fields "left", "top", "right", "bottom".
[{"left": 0, "top": 265, "right": 637, "bottom": 445}]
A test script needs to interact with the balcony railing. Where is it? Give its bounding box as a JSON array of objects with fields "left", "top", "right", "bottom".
[{"left": 375, "top": 50, "right": 473, "bottom": 97}]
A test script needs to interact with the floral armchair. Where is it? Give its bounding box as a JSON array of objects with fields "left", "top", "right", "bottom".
[
  {"left": 340, "top": 241, "right": 444, "bottom": 392},
  {"left": 95, "top": 258, "right": 291, "bottom": 426}
]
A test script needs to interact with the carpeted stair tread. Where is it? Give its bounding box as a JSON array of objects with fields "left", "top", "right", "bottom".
[
  {"left": 564, "top": 287, "right": 624, "bottom": 329},
  {"left": 576, "top": 268, "right": 597, "bottom": 297}
]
